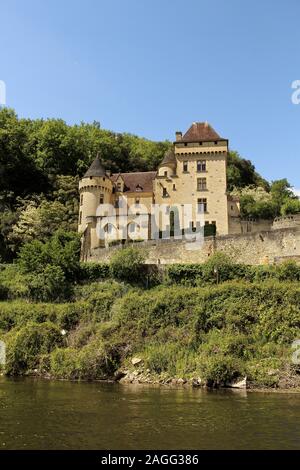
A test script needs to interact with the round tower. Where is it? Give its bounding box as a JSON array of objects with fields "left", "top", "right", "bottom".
[{"left": 78, "top": 154, "right": 113, "bottom": 254}]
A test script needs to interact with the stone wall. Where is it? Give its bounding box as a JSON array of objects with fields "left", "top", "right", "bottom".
[{"left": 86, "top": 227, "right": 300, "bottom": 266}]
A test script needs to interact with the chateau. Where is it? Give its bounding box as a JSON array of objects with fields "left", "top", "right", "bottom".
[{"left": 78, "top": 122, "right": 279, "bottom": 261}]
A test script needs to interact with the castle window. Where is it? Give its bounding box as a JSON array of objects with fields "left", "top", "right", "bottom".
[
  {"left": 163, "top": 188, "right": 168, "bottom": 197},
  {"left": 135, "top": 197, "right": 140, "bottom": 206},
  {"left": 164, "top": 171, "right": 168, "bottom": 177},
  {"left": 197, "top": 160, "right": 206, "bottom": 172},
  {"left": 197, "top": 198, "right": 207, "bottom": 213},
  {"left": 205, "top": 221, "right": 210, "bottom": 225},
  {"left": 197, "top": 178, "right": 207, "bottom": 191},
  {"left": 173, "top": 184, "right": 176, "bottom": 190},
  {"left": 80, "top": 194, "right": 83, "bottom": 206},
  {"left": 183, "top": 162, "right": 188, "bottom": 172},
  {"left": 99, "top": 194, "right": 104, "bottom": 204},
  {"left": 79, "top": 211, "right": 82, "bottom": 224},
  {"left": 212, "top": 221, "right": 216, "bottom": 225}
]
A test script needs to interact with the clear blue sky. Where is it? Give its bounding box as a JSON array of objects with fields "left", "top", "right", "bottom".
[{"left": 1, "top": 0, "right": 300, "bottom": 189}]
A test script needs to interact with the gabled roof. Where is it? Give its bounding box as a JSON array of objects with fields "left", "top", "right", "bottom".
[
  {"left": 159, "top": 148, "right": 176, "bottom": 166},
  {"left": 181, "top": 122, "right": 223, "bottom": 142},
  {"left": 111, "top": 171, "right": 156, "bottom": 193},
  {"left": 84, "top": 154, "right": 106, "bottom": 177}
]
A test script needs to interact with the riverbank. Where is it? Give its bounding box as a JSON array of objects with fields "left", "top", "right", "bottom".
[{"left": 1, "top": 276, "right": 300, "bottom": 390}]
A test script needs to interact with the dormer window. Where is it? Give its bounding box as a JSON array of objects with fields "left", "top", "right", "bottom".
[
  {"left": 136, "top": 184, "right": 143, "bottom": 191},
  {"left": 117, "top": 182, "right": 122, "bottom": 191}
]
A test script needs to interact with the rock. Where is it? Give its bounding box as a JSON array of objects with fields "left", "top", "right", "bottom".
[
  {"left": 113, "top": 371, "right": 126, "bottom": 381},
  {"left": 131, "top": 357, "right": 142, "bottom": 366},
  {"left": 177, "top": 378, "right": 187, "bottom": 385},
  {"left": 192, "top": 377, "right": 203, "bottom": 387},
  {"left": 227, "top": 376, "right": 247, "bottom": 389}
]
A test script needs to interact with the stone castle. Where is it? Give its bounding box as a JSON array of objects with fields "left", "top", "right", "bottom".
[{"left": 78, "top": 122, "right": 300, "bottom": 264}]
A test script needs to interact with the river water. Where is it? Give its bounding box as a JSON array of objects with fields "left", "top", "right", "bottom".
[{"left": 0, "top": 377, "right": 299, "bottom": 449}]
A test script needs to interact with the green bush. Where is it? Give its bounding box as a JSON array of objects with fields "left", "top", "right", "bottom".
[
  {"left": 198, "top": 354, "right": 244, "bottom": 387},
  {"left": 5, "top": 321, "right": 64, "bottom": 375},
  {"left": 18, "top": 230, "right": 81, "bottom": 281},
  {"left": 0, "top": 264, "right": 29, "bottom": 299},
  {"left": 110, "top": 247, "right": 146, "bottom": 283},
  {"left": 27, "top": 265, "right": 71, "bottom": 302},
  {"left": 50, "top": 338, "right": 118, "bottom": 380},
  {"left": 79, "top": 263, "right": 110, "bottom": 281}
]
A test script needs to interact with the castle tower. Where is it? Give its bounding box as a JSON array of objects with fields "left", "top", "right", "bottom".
[
  {"left": 78, "top": 154, "right": 113, "bottom": 257},
  {"left": 155, "top": 122, "right": 229, "bottom": 235}
]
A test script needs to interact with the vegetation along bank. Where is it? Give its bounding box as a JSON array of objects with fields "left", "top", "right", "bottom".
[{"left": 1, "top": 239, "right": 300, "bottom": 390}]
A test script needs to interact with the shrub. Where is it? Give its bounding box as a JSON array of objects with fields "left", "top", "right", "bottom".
[
  {"left": 18, "top": 230, "right": 81, "bottom": 281},
  {"left": 27, "top": 264, "right": 72, "bottom": 302},
  {"left": 5, "top": 321, "right": 64, "bottom": 375},
  {"left": 0, "top": 264, "right": 29, "bottom": 299},
  {"left": 198, "top": 354, "right": 243, "bottom": 387},
  {"left": 79, "top": 263, "right": 110, "bottom": 281},
  {"left": 110, "top": 247, "right": 146, "bottom": 283},
  {"left": 50, "top": 339, "right": 118, "bottom": 380}
]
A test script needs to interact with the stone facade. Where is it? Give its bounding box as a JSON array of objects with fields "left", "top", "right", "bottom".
[{"left": 88, "top": 227, "right": 300, "bottom": 266}]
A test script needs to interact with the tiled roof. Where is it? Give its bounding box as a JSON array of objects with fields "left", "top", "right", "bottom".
[
  {"left": 160, "top": 148, "right": 176, "bottom": 166},
  {"left": 111, "top": 171, "right": 156, "bottom": 193},
  {"left": 181, "top": 122, "right": 223, "bottom": 142},
  {"left": 84, "top": 154, "right": 106, "bottom": 177}
]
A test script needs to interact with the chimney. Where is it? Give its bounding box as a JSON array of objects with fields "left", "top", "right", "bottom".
[{"left": 175, "top": 131, "right": 182, "bottom": 141}]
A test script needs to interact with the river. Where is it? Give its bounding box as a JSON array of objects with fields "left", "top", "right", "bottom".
[{"left": 0, "top": 377, "right": 299, "bottom": 449}]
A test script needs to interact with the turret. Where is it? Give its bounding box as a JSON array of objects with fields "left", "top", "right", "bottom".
[
  {"left": 78, "top": 153, "right": 113, "bottom": 234},
  {"left": 158, "top": 148, "right": 177, "bottom": 177}
]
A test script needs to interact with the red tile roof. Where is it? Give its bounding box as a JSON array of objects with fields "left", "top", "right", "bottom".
[
  {"left": 111, "top": 171, "right": 156, "bottom": 193},
  {"left": 181, "top": 122, "right": 223, "bottom": 142}
]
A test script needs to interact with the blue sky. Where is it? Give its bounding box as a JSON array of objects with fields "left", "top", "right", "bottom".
[{"left": 1, "top": 0, "right": 300, "bottom": 189}]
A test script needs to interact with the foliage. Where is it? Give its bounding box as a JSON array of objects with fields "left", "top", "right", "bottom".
[
  {"left": 79, "top": 262, "right": 110, "bottom": 281},
  {"left": 26, "top": 265, "right": 70, "bottom": 302},
  {"left": 0, "top": 278, "right": 300, "bottom": 387},
  {"left": 110, "top": 247, "right": 146, "bottom": 283},
  {"left": 5, "top": 321, "right": 63, "bottom": 375},
  {"left": 232, "top": 180, "right": 300, "bottom": 220},
  {"left": 227, "top": 151, "right": 269, "bottom": 191},
  {"left": 281, "top": 198, "right": 300, "bottom": 215},
  {"left": 18, "top": 230, "right": 81, "bottom": 281}
]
